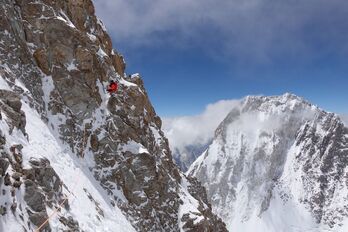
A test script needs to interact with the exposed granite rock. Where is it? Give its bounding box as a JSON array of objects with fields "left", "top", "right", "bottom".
[
  {"left": 0, "top": 158, "right": 9, "bottom": 176},
  {"left": 4, "top": 172, "right": 11, "bottom": 186},
  {"left": 33, "top": 48, "right": 51, "bottom": 75},
  {"left": 184, "top": 176, "right": 227, "bottom": 232},
  {"left": 18, "top": 158, "right": 72, "bottom": 231},
  {"left": 59, "top": 216, "right": 80, "bottom": 232},
  {"left": 28, "top": 211, "right": 51, "bottom": 231},
  {"left": 0, "top": 90, "right": 26, "bottom": 134},
  {"left": 0, "top": 0, "right": 227, "bottom": 231},
  {"left": 112, "top": 51, "right": 126, "bottom": 76},
  {"left": 24, "top": 181, "right": 46, "bottom": 212},
  {"left": 295, "top": 112, "right": 348, "bottom": 227}
]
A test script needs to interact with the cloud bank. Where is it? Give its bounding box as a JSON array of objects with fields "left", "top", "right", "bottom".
[
  {"left": 94, "top": 0, "right": 348, "bottom": 63},
  {"left": 162, "top": 99, "right": 240, "bottom": 152},
  {"left": 341, "top": 114, "right": 348, "bottom": 126}
]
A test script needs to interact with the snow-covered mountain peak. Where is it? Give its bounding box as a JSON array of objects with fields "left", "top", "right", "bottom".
[
  {"left": 189, "top": 93, "right": 348, "bottom": 232},
  {"left": 241, "top": 93, "right": 314, "bottom": 113},
  {"left": 214, "top": 93, "right": 318, "bottom": 141}
]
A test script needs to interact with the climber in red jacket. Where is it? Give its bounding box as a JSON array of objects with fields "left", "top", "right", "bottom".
[{"left": 107, "top": 80, "right": 118, "bottom": 95}]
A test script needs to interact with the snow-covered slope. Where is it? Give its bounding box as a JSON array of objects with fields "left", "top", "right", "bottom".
[
  {"left": 0, "top": 0, "right": 226, "bottom": 231},
  {"left": 0, "top": 77, "right": 135, "bottom": 231},
  {"left": 188, "top": 94, "right": 348, "bottom": 232}
]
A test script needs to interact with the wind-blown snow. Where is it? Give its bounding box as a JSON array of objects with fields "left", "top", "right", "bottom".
[
  {"left": 189, "top": 93, "right": 348, "bottom": 232},
  {"left": 163, "top": 99, "right": 240, "bottom": 152},
  {"left": 163, "top": 99, "right": 240, "bottom": 170},
  {"left": 341, "top": 114, "right": 348, "bottom": 126}
]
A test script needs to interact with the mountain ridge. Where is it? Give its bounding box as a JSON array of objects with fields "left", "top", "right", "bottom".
[
  {"left": 188, "top": 93, "right": 348, "bottom": 232},
  {"left": 0, "top": 0, "right": 226, "bottom": 231}
]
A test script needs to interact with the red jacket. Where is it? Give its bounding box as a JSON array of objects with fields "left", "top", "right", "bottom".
[{"left": 107, "top": 82, "right": 118, "bottom": 93}]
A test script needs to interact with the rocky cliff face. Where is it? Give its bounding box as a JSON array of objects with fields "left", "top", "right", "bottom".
[
  {"left": 293, "top": 111, "right": 348, "bottom": 227},
  {"left": 0, "top": 0, "right": 226, "bottom": 231},
  {"left": 188, "top": 94, "right": 348, "bottom": 232}
]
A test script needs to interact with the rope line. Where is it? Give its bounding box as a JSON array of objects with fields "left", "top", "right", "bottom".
[{"left": 34, "top": 167, "right": 82, "bottom": 232}]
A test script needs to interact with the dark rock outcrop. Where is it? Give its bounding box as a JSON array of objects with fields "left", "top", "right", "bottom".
[
  {"left": 0, "top": 0, "right": 226, "bottom": 231},
  {"left": 23, "top": 158, "right": 69, "bottom": 231},
  {"left": 0, "top": 90, "right": 26, "bottom": 134},
  {"left": 295, "top": 112, "right": 348, "bottom": 227}
]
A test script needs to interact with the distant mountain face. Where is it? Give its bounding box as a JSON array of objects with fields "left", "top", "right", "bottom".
[
  {"left": 188, "top": 94, "right": 348, "bottom": 232},
  {"left": 171, "top": 142, "right": 211, "bottom": 172},
  {"left": 0, "top": 0, "right": 226, "bottom": 231},
  {"left": 162, "top": 100, "right": 239, "bottom": 171}
]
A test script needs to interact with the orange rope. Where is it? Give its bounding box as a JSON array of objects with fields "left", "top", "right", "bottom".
[
  {"left": 34, "top": 170, "right": 81, "bottom": 232},
  {"left": 35, "top": 127, "right": 88, "bottom": 231}
]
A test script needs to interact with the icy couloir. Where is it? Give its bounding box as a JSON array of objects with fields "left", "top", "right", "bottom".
[{"left": 188, "top": 93, "right": 348, "bottom": 232}]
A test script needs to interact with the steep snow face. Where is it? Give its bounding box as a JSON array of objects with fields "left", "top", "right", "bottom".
[
  {"left": 289, "top": 112, "right": 348, "bottom": 228},
  {"left": 189, "top": 94, "right": 348, "bottom": 231}
]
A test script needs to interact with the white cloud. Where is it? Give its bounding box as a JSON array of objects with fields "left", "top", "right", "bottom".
[
  {"left": 341, "top": 114, "right": 348, "bottom": 126},
  {"left": 93, "top": 0, "right": 348, "bottom": 63},
  {"left": 162, "top": 99, "right": 240, "bottom": 153}
]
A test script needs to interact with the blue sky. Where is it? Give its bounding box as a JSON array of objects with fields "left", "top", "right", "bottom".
[{"left": 93, "top": 0, "right": 348, "bottom": 117}]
